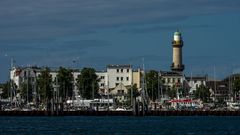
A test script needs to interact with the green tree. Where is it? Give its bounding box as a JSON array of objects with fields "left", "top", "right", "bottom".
[
  {"left": 194, "top": 85, "right": 210, "bottom": 102},
  {"left": 168, "top": 88, "right": 177, "bottom": 99},
  {"left": 146, "top": 70, "right": 161, "bottom": 101},
  {"left": 19, "top": 81, "right": 33, "bottom": 103},
  {"left": 0, "top": 81, "right": 10, "bottom": 99},
  {"left": 37, "top": 67, "right": 53, "bottom": 103},
  {"left": 233, "top": 78, "right": 240, "bottom": 101},
  {"left": 126, "top": 84, "right": 140, "bottom": 105},
  {"left": 76, "top": 68, "right": 99, "bottom": 99},
  {"left": 57, "top": 67, "right": 74, "bottom": 101}
]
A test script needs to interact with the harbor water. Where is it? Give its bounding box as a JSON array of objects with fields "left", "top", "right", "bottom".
[{"left": 0, "top": 116, "right": 240, "bottom": 134}]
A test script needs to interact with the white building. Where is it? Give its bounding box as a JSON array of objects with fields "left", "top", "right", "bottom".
[
  {"left": 160, "top": 71, "right": 185, "bottom": 88},
  {"left": 96, "top": 71, "right": 108, "bottom": 94},
  {"left": 185, "top": 76, "right": 207, "bottom": 94},
  {"left": 106, "top": 65, "right": 133, "bottom": 89},
  {"left": 10, "top": 65, "right": 142, "bottom": 99}
]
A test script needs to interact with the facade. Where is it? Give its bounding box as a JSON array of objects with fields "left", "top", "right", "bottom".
[
  {"left": 132, "top": 69, "right": 142, "bottom": 89},
  {"left": 207, "top": 81, "right": 229, "bottom": 102},
  {"left": 186, "top": 76, "right": 207, "bottom": 94},
  {"left": 207, "top": 74, "right": 240, "bottom": 102},
  {"left": 171, "top": 31, "right": 184, "bottom": 72},
  {"left": 160, "top": 71, "right": 185, "bottom": 88},
  {"left": 110, "top": 82, "right": 128, "bottom": 102},
  {"left": 10, "top": 65, "right": 142, "bottom": 100},
  {"left": 106, "top": 65, "right": 133, "bottom": 89},
  {"left": 96, "top": 72, "right": 108, "bottom": 95}
]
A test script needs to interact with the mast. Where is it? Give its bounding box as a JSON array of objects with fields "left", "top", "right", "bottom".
[
  {"left": 157, "top": 71, "right": 159, "bottom": 101},
  {"left": 107, "top": 75, "right": 110, "bottom": 111},
  {"left": 214, "top": 66, "right": 216, "bottom": 102},
  {"left": 142, "top": 58, "right": 146, "bottom": 115}
]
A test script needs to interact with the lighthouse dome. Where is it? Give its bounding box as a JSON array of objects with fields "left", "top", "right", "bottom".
[
  {"left": 174, "top": 31, "right": 181, "bottom": 36},
  {"left": 174, "top": 31, "right": 182, "bottom": 41}
]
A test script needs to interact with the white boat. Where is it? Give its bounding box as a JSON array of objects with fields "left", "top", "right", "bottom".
[
  {"left": 227, "top": 102, "right": 240, "bottom": 110},
  {"left": 115, "top": 107, "right": 126, "bottom": 111}
]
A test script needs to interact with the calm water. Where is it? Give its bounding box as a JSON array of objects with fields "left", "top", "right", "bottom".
[{"left": 0, "top": 116, "right": 240, "bottom": 135}]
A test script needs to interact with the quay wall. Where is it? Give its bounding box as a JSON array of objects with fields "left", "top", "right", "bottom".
[{"left": 1, "top": 111, "right": 240, "bottom": 116}]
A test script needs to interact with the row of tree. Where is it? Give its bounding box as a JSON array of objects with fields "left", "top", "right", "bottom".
[
  {"left": 0, "top": 67, "right": 99, "bottom": 104},
  {"left": 1, "top": 68, "right": 240, "bottom": 104}
]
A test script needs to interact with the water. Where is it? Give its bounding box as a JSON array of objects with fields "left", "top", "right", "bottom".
[{"left": 0, "top": 116, "right": 240, "bottom": 135}]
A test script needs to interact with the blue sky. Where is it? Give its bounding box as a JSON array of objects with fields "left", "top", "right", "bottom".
[{"left": 0, "top": 0, "right": 240, "bottom": 82}]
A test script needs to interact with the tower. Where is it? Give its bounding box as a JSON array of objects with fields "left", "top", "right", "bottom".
[{"left": 171, "top": 30, "right": 184, "bottom": 72}]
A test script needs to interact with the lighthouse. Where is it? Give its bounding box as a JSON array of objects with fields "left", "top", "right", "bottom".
[{"left": 171, "top": 30, "right": 184, "bottom": 72}]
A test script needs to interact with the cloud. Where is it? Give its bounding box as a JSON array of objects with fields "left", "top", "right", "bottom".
[
  {"left": 0, "top": 0, "right": 239, "bottom": 47},
  {"left": 0, "top": 0, "right": 240, "bottom": 82},
  {"left": 0, "top": 0, "right": 239, "bottom": 40},
  {"left": 118, "top": 24, "right": 211, "bottom": 34}
]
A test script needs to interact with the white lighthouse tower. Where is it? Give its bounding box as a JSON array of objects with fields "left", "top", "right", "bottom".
[{"left": 171, "top": 30, "right": 184, "bottom": 72}]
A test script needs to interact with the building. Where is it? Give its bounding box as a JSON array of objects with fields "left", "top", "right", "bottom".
[
  {"left": 160, "top": 71, "right": 185, "bottom": 88},
  {"left": 207, "top": 81, "right": 229, "bottom": 102},
  {"left": 171, "top": 31, "right": 184, "bottom": 73},
  {"left": 106, "top": 65, "right": 133, "bottom": 89},
  {"left": 10, "top": 65, "right": 142, "bottom": 101},
  {"left": 185, "top": 76, "right": 207, "bottom": 94}
]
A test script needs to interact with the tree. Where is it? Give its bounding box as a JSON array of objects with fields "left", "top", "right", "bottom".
[
  {"left": 19, "top": 81, "right": 33, "bottom": 103},
  {"left": 233, "top": 78, "right": 240, "bottom": 101},
  {"left": 126, "top": 84, "right": 140, "bottom": 105},
  {"left": 0, "top": 81, "right": 10, "bottom": 99},
  {"left": 57, "top": 67, "right": 74, "bottom": 101},
  {"left": 146, "top": 70, "right": 161, "bottom": 101},
  {"left": 168, "top": 87, "right": 177, "bottom": 99},
  {"left": 76, "top": 68, "right": 99, "bottom": 99},
  {"left": 37, "top": 67, "right": 53, "bottom": 103},
  {"left": 194, "top": 85, "right": 210, "bottom": 102}
]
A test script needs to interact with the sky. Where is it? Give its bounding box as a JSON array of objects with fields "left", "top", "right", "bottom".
[{"left": 0, "top": 0, "right": 240, "bottom": 82}]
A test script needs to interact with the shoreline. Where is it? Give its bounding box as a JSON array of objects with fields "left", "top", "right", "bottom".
[{"left": 1, "top": 110, "right": 240, "bottom": 116}]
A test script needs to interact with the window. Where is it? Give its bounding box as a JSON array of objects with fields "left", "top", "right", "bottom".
[
  {"left": 121, "top": 77, "right": 123, "bottom": 81},
  {"left": 116, "top": 83, "right": 119, "bottom": 87},
  {"left": 117, "top": 90, "right": 124, "bottom": 95},
  {"left": 127, "top": 69, "right": 129, "bottom": 73},
  {"left": 126, "top": 77, "right": 129, "bottom": 81},
  {"left": 117, "top": 77, "right": 119, "bottom": 81},
  {"left": 101, "top": 83, "right": 104, "bottom": 87},
  {"left": 178, "top": 78, "right": 181, "bottom": 83},
  {"left": 168, "top": 78, "right": 171, "bottom": 83},
  {"left": 101, "top": 76, "right": 105, "bottom": 79},
  {"left": 162, "top": 79, "right": 165, "bottom": 83},
  {"left": 121, "top": 69, "right": 123, "bottom": 73}
]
